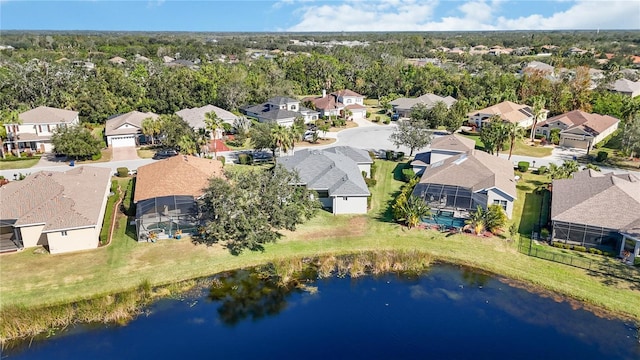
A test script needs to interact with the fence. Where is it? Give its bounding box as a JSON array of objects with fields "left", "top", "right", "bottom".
[{"left": 518, "top": 240, "right": 640, "bottom": 283}]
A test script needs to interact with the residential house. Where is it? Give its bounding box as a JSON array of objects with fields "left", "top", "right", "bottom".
[
  {"left": 277, "top": 146, "right": 372, "bottom": 214},
  {"left": 0, "top": 166, "right": 112, "bottom": 254},
  {"left": 176, "top": 104, "right": 240, "bottom": 139},
  {"left": 241, "top": 96, "right": 319, "bottom": 127},
  {"left": 521, "top": 61, "right": 555, "bottom": 75},
  {"left": 608, "top": 78, "right": 640, "bottom": 98},
  {"left": 389, "top": 94, "right": 457, "bottom": 118},
  {"left": 105, "top": 111, "right": 159, "bottom": 148},
  {"left": 303, "top": 89, "right": 367, "bottom": 120},
  {"left": 412, "top": 150, "right": 517, "bottom": 219},
  {"left": 134, "top": 155, "right": 224, "bottom": 242},
  {"left": 550, "top": 170, "right": 640, "bottom": 261},
  {"left": 468, "top": 101, "right": 547, "bottom": 129},
  {"left": 5, "top": 106, "right": 79, "bottom": 155},
  {"left": 410, "top": 134, "right": 476, "bottom": 175},
  {"left": 534, "top": 110, "right": 619, "bottom": 151}
]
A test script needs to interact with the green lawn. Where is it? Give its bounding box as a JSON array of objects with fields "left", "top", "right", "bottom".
[
  {"left": 460, "top": 133, "right": 552, "bottom": 158},
  {"left": 0, "top": 157, "right": 40, "bottom": 170},
  {"left": 1, "top": 161, "right": 639, "bottom": 323},
  {"left": 512, "top": 172, "right": 550, "bottom": 238}
]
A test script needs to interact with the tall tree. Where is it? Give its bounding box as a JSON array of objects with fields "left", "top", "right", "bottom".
[
  {"left": 250, "top": 122, "right": 277, "bottom": 158},
  {"left": 425, "top": 101, "right": 449, "bottom": 129},
  {"left": 530, "top": 96, "right": 546, "bottom": 142},
  {"left": 271, "top": 124, "right": 293, "bottom": 157},
  {"left": 205, "top": 111, "right": 224, "bottom": 159},
  {"left": 505, "top": 122, "right": 525, "bottom": 160},
  {"left": 389, "top": 119, "right": 432, "bottom": 157},
  {"left": 479, "top": 116, "right": 507, "bottom": 156},
  {"left": 0, "top": 109, "right": 20, "bottom": 159},
  {"left": 51, "top": 124, "right": 102, "bottom": 159},
  {"left": 141, "top": 117, "right": 160, "bottom": 145}
]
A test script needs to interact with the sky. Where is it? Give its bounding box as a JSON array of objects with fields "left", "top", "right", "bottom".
[{"left": 0, "top": 0, "right": 638, "bottom": 32}]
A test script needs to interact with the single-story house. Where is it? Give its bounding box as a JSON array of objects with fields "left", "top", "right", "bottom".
[
  {"left": 241, "top": 96, "right": 319, "bottom": 127},
  {"left": 551, "top": 170, "right": 640, "bottom": 261},
  {"left": 468, "top": 101, "right": 547, "bottom": 129},
  {"left": 176, "top": 104, "right": 240, "bottom": 139},
  {"left": 412, "top": 150, "right": 517, "bottom": 219},
  {"left": 608, "top": 78, "right": 640, "bottom": 98},
  {"left": 0, "top": 166, "right": 112, "bottom": 254},
  {"left": 105, "top": 111, "right": 159, "bottom": 148},
  {"left": 521, "top": 61, "right": 555, "bottom": 75},
  {"left": 411, "top": 134, "right": 476, "bottom": 175},
  {"left": 303, "top": 89, "right": 367, "bottom": 120},
  {"left": 534, "top": 110, "right": 620, "bottom": 151},
  {"left": 389, "top": 93, "right": 457, "bottom": 118},
  {"left": 277, "top": 146, "right": 371, "bottom": 214},
  {"left": 134, "top": 155, "right": 224, "bottom": 241},
  {"left": 4, "top": 106, "right": 79, "bottom": 155}
]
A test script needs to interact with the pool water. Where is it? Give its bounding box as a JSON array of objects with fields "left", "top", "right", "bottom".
[{"left": 423, "top": 210, "right": 467, "bottom": 228}]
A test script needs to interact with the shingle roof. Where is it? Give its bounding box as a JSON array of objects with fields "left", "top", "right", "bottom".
[
  {"left": 609, "top": 78, "right": 640, "bottom": 94},
  {"left": 176, "top": 104, "right": 239, "bottom": 129},
  {"left": 551, "top": 170, "right": 640, "bottom": 234},
  {"left": 268, "top": 96, "right": 298, "bottom": 105},
  {"left": 303, "top": 94, "right": 344, "bottom": 111},
  {"left": 523, "top": 61, "right": 555, "bottom": 73},
  {"left": 105, "top": 111, "right": 159, "bottom": 136},
  {"left": 0, "top": 166, "right": 112, "bottom": 232},
  {"left": 19, "top": 106, "right": 78, "bottom": 125},
  {"left": 537, "top": 110, "right": 619, "bottom": 136},
  {"left": 416, "top": 150, "right": 516, "bottom": 199},
  {"left": 323, "top": 146, "right": 373, "bottom": 164},
  {"left": 134, "top": 155, "right": 224, "bottom": 203},
  {"left": 469, "top": 101, "right": 535, "bottom": 124},
  {"left": 430, "top": 134, "right": 476, "bottom": 153},
  {"left": 390, "top": 94, "right": 457, "bottom": 110},
  {"left": 277, "top": 148, "right": 370, "bottom": 197},
  {"left": 332, "top": 89, "right": 364, "bottom": 98},
  {"left": 244, "top": 104, "right": 300, "bottom": 121}
]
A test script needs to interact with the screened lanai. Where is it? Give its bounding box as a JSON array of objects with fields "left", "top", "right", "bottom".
[
  {"left": 552, "top": 221, "right": 622, "bottom": 251},
  {"left": 135, "top": 195, "right": 199, "bottom": 242},
  {"left": 412, "top": 183, "right": 484, "bottom": 212}
]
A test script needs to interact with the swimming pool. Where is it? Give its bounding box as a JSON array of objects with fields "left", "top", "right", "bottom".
[{"left": 422, "top": 210, "right": 467, "bottom": 228}]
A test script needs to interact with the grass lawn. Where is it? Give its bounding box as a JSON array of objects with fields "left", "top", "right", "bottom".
[
  {"left": 224, "top": 138, "right": 252, "bottom": 151},
  {"left": 460, "top": 133, "right": 552, "bottom": 157},
  {"left": 580, "top": 131, "right": 640, "bottom": 171},
  {"left": 0, "top": 157, "right": 40, "bottom": 170},
  {"left": 137, "top": 148, "right": 155, "bottom": 159},
  {"left": 512, "top": 172, "right": 550, "bottom": 238},
  {"left": 1, "top": 161, "right": 639, "bottom": 322}
]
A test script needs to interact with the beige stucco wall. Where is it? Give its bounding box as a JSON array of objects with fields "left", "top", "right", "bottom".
[
  {"left": 592, "top": 121, "right": 619, "bottom": 145},
  {"left": 19, "top": 224, "right": 47, "bottom": 248},
  {"left": 487, "top": 189, "right": 514, "bottom": 219},
  {"left": 333, "top": 196, "right": 368, "bottom": 214},
  {"left": 47, "top": 227, "right": 98, "bottom": 254}
]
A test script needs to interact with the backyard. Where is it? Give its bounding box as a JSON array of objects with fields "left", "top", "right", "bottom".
[
  {"left": 461, "top": 132, "right": 553, "bottom": 157},
  {"left": 0, "top": 161, "right": 639, "bottom": 323}
]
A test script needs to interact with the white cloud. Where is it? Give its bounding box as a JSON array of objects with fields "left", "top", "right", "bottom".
[{"left": 286, "top": 0, "right": 640, "bottom": 31}]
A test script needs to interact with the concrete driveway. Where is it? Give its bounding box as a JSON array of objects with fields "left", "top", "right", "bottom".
[{"left": 112, "top": 146, "right": 139, "bottom": 162}]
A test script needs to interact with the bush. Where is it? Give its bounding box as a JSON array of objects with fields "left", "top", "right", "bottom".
[
  {"left": 116, "top": 167, "right": 128, "bottom": 177},
  {"left": 370, "top": 162, "right": 377, "bottom": 178},
  {"left": 517, "top": 161, "right": 530, "bottom": 172},
  {"left": 588, "top": 248, "right": 603, "bottom": 255},
  {"left": 385, "top": 150, "right": 395, "bottom": 160},
  {"left": 216, "top": 156, "right": 226, "bottom": 166},
  {"left": 573, "top": 245, "right": 587, "bottom": 252},
  {"left": 237, "top": 153, "right": 253, "bottom": 165},
  {"left": 537, "top": 165, "right": 547, "bottom": 174},
  {"left": 364, "top": 177, "right": 377, "bottom": 187},
  {"left": 91, "top": 152, "right": 102, "bottom": 161},
  {"left": 372, "top": 117, "right": 380, "bottom": 123},
  {"left": 396, "top": 151, "right": 405, "bottom": 160},
  {"left": 540, "top": 228, "right": 550, "bottom": 239},
  {"left": 596, "top": 151, "right": 608, "bottom": 162},
  {"left": 562, "top": 244, "right": 572, "bottom": 250},
  {"left": 225, "top": 139, "right": 244, "bottom": 147},
  {"left": 383, "top": 118, "right": 390, "bottom": 124},
  {"left": 552, "top": 242, "right": 564, "bottom": 248},
  {"left": 366, "top": 111, "right": 371, "bottom": 119},
  {"left": 401, "top": 168, "right": 416, "bottom": 182}
]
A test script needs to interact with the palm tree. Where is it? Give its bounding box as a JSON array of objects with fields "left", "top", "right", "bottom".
[
  {"left": 141, "top": 117, "right": 160, "bottom": 145},
  {"left": 177, "top": 134, "right": 196, "bottom": 155},
  {"left": 506, "top": 122, "right": 525, "bottom": 160},
  {"left": 197, "top": 128, "right": 210, "bottom": 157},
  {"left": 402, "top": 196, "right": 431, "bottom": 229},
  {"left": 494, "top": 120, "right": 509, "bottom": 157},
  {"left": 205, "top": 111, "right": 224, "bottom": 159},
  {"left": 530, "top": 96, "right": 546, "bottom": 142},
  {"left": 465, "top": 206, "right": 485, "bottom": 235},
  {"left": 0, "top": 109, "right": 20, "bottom": 159},
  {"left": 271, "top": 125, "right": 292, "bottom": 157}
]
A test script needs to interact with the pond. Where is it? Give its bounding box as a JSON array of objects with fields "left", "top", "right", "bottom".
[{"left": 5, "top": 265, "right": 639, "bottom": 359}]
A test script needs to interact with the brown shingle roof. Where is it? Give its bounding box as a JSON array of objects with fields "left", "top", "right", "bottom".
[
  {"left": 332, "top": 89, "right": 364, "bottom": 98},
  {"left": 19, "top": 106, "right": 78, "bottom": 125},
  {"left": 469, "top": 101, "right": 535, "bottom": 124},
  {"left": 538, "top": 110, "right": 619, "bottom": 136},
  {"left": 0, "top": 166, "right": 112, "bottom": 232},
  {"left": 134, "top": 155, "right": 224, "bottom": 203},
  {"left": 551, "top": 170, "right": 640, "bottom": 233},
  {"left": 430, "top": 134, "right": 476, "bottom": 153}
]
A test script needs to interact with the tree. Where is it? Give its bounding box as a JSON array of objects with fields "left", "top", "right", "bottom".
[
  {"left": 51, "top": 124, "right": 102, "bottom": 159},
  {"left": 205, "top": 111, "right": 224, "bottom": 159},
  {"left": 505, "top": 122, "right": 525, "bottom": 160},
  {"left": 0, "top": 109, "right": 20, "bottom": 159},
  {"left": 466, "top": 206, "right": 485, "bottom": 235},
  {"left": 141, "top": 117, "right": 160, "bottom": 145},
  {"left": 549, "top": 128, "right": 561, "bottom": 145},
  {"left": 389, "top": 120, "right": 432, "bottom": 157},
  {"left": 548, "top": 160, "right": 580, "bottom": 180},
  {"left": 271, "top": 124, "right": 293, "bottom": 157},
  {"left": 196, "top": 128, "right": 210, "bottom": 157},
  {"left": 425, "top": 101, "right": 449, "bottom": 129},
  {"left": 157, "top": 115, "right": 195, "bottom": 151},
  {"left": 445, "top": 100, "right": 470, "bottom": 133},
  {"left": 620, "top": 115, "right": 640, "bottom": 158},
  {"left": 483, "top": 205, "right": 508, "bottom": 233},
  {"left": 250, "top": 122, "right": 278, "bottom": 158},
  {"left": 530, "top": 96, "right": 546, "bottom": 142},
  {"left": 397, "top": 195, "right": 431, "bottom": 229},
  {"left": 177, "top": 134, "right": 196, "bottom": 155},
  {"left": 479, "top": 116, "right": 507, "bottom": 156},
  {"left": 197, "top": 165, "right": 320, "bottom": 254}
]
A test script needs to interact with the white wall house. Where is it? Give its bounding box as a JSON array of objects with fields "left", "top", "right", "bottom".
[
  {"left": 5, "top": 106, "right": 79, "bottom": 155},
  {"left": 242, "top": 96, "right": 319, "bottom": 127},
  {"left": 468, "top": 101, "right": 545, "bottom": 129},
  {"left": 105, "top": 111, "right": 159, "bottom": 148},
  {"left": 303, "top": 89, "right": 366, "bottom": 120}
]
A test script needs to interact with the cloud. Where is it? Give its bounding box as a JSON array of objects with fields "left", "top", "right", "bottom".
[
  {"left": 286, "top": 0, "right": 640, "bottom": 31},
  {"left": 147, "top": 0, "right": 165, "bottom": 8}
]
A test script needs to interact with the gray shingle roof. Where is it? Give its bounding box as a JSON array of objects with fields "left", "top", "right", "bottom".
[
  {"left": 19, "top": 106, "right": 78, "bottom": 125},
  {"left": 609, "top": 78, "right": 640, "bottom": 93},
  {"left": 105, "top": 111, "right": 158, "bottom": 136},
  {"left": 277, "top": 148, "right": 370, "bottom": 197},
  {"left": 390, "top": 93, "right": 457, "bottom": 111},
  {"left": 323, "top": 146, "right": 373, "bottom": 165},
  {"left": 245, "top": 104, "right": 300, "bottom": 121},
  {"left": 430, "top": 134, "right": 476, "bottom": 153},
  {"left": 268, "top": 96, "right": 298, "bottom": 105},
  {"left": 551, "top": 170, "right": 640, "bottom": 234},
  {"left": 176, "top": 104, "right": 239, "bottom": 129}
]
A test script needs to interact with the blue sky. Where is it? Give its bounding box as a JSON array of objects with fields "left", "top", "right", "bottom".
[{"left": 1, "top": 1, "right": 638, "bottom": 31}]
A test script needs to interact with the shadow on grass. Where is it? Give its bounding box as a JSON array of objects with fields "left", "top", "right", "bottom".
[
  {"left": 375, "top": 189, "right": 402, "bottom": 223},
  {"left": 125, "top": 219, "right": 137, "bottom": 242},
  {"left": 518, "top": 192, "right": 543, "bottom": 236},
  {"left": 392, "top": 162, "right": 408, "bottom": 182}
]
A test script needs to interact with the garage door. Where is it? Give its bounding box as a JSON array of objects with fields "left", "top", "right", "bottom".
[
  {"left": 110, "top": 135, "right": 136, "bottom": 148},
  {"left": 561, "top": 137, "right": 589, "bottom": 149}
]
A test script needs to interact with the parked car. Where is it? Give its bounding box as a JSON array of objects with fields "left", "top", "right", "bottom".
[{"left": 153, "top": 149, "right": 178, "bottom": 160}]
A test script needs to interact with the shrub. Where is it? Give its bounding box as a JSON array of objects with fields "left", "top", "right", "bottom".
[
  {"left": 588, "top": 248, "right": 603, "bottom": 255},
  {"left": 562, "top": 244, "right": 573, "bottom": 250},
  {"left": 517, "top": 161, "right": 530, "bottom": 172},
  {"left": 540, "top": 228, "right": 550, "bottom": 239},
  {"left": 402, "top": 168, "right": 416, "bottom": 182},
  {"left": 396, "top": 152, "right": 405, "bottom": 160},
  {"left": 91, "top": 152, "right": 102, "bottom": 161},
  {"left": 225, "top": 139, "right": 244, "bottom": 147},
  {"left": 366, "top": 111, "right": 371, "bottom": 119},
  {"left": 537, "top": 165, "right": 547, "bottom": 174},
  {"left": 385, "top": 150, "right": 395, "bottom": 160},
  {"left": 116, "top": 167, "right": 128, "bottom": 177},
  {"left": 573, "top": 245, "right": 587, "bottom": 252},
  {"left": 237, "top": 153, "right": 253, "bottom": 165},
  {"left": 596, "top": 151, "right": 608, "bottom": 162},
  {"left": 375, "top": 116, "right": 381, "bottom": 122},
  {"left": 370, "top": 162, "right": 377, "bottom": 178},
  {"left": 372, "top": 117, "right": 380, "bottom": 123},
  {"left": 364, "top": 178, "right": 377, "bottom": 187},
  {"left": 552, "top": 241, "right": 564, "bottom": 248},
  {"left": 383, "top": 118, "right": 390, "bottom": 124},
  {"left": 216, "top": 156, "right": 226, "bottom": 166}
]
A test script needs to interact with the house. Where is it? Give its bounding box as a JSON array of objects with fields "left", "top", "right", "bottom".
[
  {"left": 534, "top": 110, "right": 620, "bottom": 151},
  {"left": 277, "top": 147, "right": 371, "bottom": 214},
  {"left": 241, "top": 96, "right": 319, "bottom": 127},
  {"left": 134, "top": 155, "right": 224, "bottom": 242},
  {"left": 410, "top": 134, "right": 476, "bottom": 175},
  {"left": 550, "top": 170, "right": 640, "bottom": 261},
  {"left": 389, "top": 94, "right": 457, "bottom": 118},
  {"left": 105, "top": 111, "right": 159, "bottom": 148},
  {"left": 303, "top": 89, "right": 367, "bottom": 120},
  {"left": 5, "top": 106, "right": 79, "bottom": 155},
  {"left": 608, "top": 78, "right": 640, "bottom": 98},
  {"left": 521, "top": 61, "right": 555, "bottom": 75},
  {"left": 0, "top": 166, "right": 112, "bottom": 254},
  {"left": 468, "top": 101, "right": 547, "bottom": 129},
  {"left": 412, "top": 150, "right": 517, "bottom": 219},
  {"left": 176, "top": 104, "right": 239, "bottom": 139}
]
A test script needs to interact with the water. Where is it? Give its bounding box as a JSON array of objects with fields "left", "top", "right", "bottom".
[
  {"left": 5, "top": 265, "right": 639, "bottom": 359},
  {"left": 423, "top": 210, "right": 467, "bottom": 228}
]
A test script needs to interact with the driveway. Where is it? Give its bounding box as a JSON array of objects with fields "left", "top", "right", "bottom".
[{"left": 112, "top": 146, "right": 139, "bottom": 162}]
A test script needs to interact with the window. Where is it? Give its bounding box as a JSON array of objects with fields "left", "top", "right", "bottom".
[
  {"left": 38, "top": 125, "right": 43, "bottom": 132},
  {"left": 343, "top": 197, "right": 348, "bottom": 201},
  {"left": 346, "top": 99, "right": 352, "bottom": 104},
  {"left": 291, "top": 105, "right": 297, "bottom": 110},
  {"left": 47, "top": 125, "right": 52, "bottom": 132},
  {"left": 61, "top": 231, "right": 68, "bottom": 236},
  {"left": 493, "top": 200, "right": 507, "bottom": 211}
]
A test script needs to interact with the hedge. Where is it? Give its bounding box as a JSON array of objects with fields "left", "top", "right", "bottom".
[
  {"left": 116, "top": 167, "right": 128, "bottom": 177},
  {"left": 596, "top": 151, "right": 608, "bottom": 162},
  {"left": 238, "top": 153, "right": 253, "bottom": 165},
  {"left": 517, "top": 161, "right": 530, "bottom": 172},
  {"left": 537, "top": 165, "right": 547, "bottom": 174}
]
